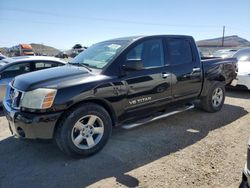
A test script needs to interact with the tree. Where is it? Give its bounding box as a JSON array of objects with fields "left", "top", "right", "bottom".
[{"left": 72, "top": 44, "right": 82, "bottom": 49}]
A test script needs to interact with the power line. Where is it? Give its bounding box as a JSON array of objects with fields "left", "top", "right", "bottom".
[
  {"left": 2, "top": 8, "right": 222, "bottom": 28},
  {"left": 0, "top": 18, "right": 67, "bottom": 25}
]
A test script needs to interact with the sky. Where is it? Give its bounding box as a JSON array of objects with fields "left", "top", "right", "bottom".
[{"left": 0, "top": 0, "right": 250, "bottom": 50}]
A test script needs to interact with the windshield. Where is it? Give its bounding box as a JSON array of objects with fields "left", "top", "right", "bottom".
[
  {"left": 70, "top": 40, "right": 129, "bottom": 69},
  {"left": 233, "top": 48, "right": 250, "bottom": 61}
]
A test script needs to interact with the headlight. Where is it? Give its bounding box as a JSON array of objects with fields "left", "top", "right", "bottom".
[{"left": 20, "top": 88, "right": 57, "bottom": 109}]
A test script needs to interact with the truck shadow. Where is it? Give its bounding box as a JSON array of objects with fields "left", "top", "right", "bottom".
[
  {"left": 0, "top": 104, "right": 248, "bottom": 188},
  {"left": 226, "top": 88, "right": 250, "bottom": 99}
]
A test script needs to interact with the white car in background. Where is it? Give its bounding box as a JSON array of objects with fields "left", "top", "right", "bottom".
[
  {"left": 0, "top": 56, "right": 66, "bottom": 103},
  {"left": 212, "top": 49, "right": 238, "bottom": 58},
  {"left": 232, "top": 48, "right": 250, "bottom": 89}
]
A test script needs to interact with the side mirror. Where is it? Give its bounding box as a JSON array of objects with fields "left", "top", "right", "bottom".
[{"left": 122, "top": 59, "right": 143, "bottom": 71}]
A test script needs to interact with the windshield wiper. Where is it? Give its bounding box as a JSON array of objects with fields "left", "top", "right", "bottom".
[{"left": 68, "top": 62, "right": 92, "bottom": 72}]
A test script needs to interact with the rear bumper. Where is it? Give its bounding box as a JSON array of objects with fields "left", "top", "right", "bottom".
[{"left": 3, "top": 100, "right": 63, "bottom": 139}]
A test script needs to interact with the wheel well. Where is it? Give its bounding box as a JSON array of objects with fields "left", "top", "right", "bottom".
[
  {"left": 215, "top": 75, "right": 225, "bottom": 82},
  {"left": 53, "top": 99, "right": 117, "bottom": 138},
  {"left": 200, "top": 79, "right": 225, "bottom": 97}
]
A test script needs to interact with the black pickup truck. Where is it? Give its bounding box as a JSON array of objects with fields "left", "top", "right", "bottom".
[{"left": 3, "top": 35, "right": 237, "bottom": 156}]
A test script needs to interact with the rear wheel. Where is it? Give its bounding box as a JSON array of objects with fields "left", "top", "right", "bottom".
[
  {"left": 200, "top": 82, "right": 225, "bottom": 112},
  {"left": 55, "top": 103, "right": 112, "bottom": 157}
]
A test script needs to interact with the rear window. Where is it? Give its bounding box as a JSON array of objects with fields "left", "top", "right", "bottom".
[
  {"left": 168, "top": 39, "right": 193, "bottom": 65},
  {"left": 34, "top": 61, "right": 60, "bottom": 71}
]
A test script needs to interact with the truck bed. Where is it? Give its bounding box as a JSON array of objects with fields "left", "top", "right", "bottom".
[{"left": 201, "top": 57, "right": 237, "bottom": 85}]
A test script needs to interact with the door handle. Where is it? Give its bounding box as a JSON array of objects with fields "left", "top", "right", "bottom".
[
  {"left": 193, "top": 67, "right": 201, "bottom": 72},
  {"left": 162, "top": 73, "right": 170, "bottom": 79}
]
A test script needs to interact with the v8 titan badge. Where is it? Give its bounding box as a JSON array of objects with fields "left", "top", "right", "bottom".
[{"left": 129, "top": 97, "right": 152, "bottom": 105}]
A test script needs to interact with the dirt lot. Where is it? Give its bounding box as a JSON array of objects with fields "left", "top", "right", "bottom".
[{"left": 0, "top": 89, "right": 249, "bottom": 188}]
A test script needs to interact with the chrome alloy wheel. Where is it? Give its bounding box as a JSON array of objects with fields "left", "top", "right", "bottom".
[
  {"left": 212, "top": 88, "right": 223, "bottom": 108},
  {"left": 71, "top": 115, "right": 104, "bottom": 149}
]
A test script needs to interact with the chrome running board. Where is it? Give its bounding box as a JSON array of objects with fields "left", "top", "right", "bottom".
[{"left": 122, "top": 104, "right": 195, "bottom": 130}]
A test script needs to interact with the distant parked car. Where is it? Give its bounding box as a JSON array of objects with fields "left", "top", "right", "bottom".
[
  {"left": 232, "top": 48, "right": 250, "bottom": 89},
  {"left": 9, "top": 44, "right": 35, "bottom": 56},
  {"left": 0, "top": 53, "right": 6, "bottom": 60},
  {"left": 0, "top": 56, "right": 66, "bottom": 103},
  {"left": 70, "top": 45, "right": 87, "bottom": 58},
  {"left": 212, "top": 49, "right": 238, "bottom": 58},
  {"left": 55, "top": 52, "right": 68, "bottom": 58}
]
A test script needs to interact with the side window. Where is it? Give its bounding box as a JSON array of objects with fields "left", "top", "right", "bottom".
[
  {"left": 34, "top": 61, "right": 59, "bottom": 71},
  {"left": 167, "top": 39, "right": 193, "bottom": 65},
  {"left": 126, "top": 44, "right": 143, "bottom": 60},
  {"left": 1, "top": 63, "right": 30, "bottom": 79},
  {"left": 126, "top": 39, "right": 164, "bottom": 68}
]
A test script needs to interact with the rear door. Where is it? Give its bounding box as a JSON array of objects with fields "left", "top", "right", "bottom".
[
  {"left": 122, "top": 38, "right": 172, "bottom": 119},
  {"left": 165, "top": 37, "right": 202, "bottom": 100}
]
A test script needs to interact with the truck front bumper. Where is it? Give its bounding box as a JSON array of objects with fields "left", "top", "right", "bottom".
[{"left": 3, "top": 100, "right": 63, "bottom": 139}]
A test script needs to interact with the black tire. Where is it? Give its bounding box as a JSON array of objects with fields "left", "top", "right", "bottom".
[
  {"left": 55, "top": 103, "right": 112, "bottom": 157},
  {"left": 200, "top": 82, "right": 225, "bottom": 113}
]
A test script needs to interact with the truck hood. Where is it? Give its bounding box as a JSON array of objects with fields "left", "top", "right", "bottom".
[{"left": 12, "top": 64, "right": 104, "bottom": 91}]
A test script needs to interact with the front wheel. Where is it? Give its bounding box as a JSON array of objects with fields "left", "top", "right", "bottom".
[
  {"left": 55, "top": 103, "right": 112, "bottom": 157},
  {"left": 200, "top": 82, "right": 225, "bottom": 113}
]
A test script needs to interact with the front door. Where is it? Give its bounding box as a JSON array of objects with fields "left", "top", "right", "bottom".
[{"left": 122, "top": 38, "right": 172, "bottom": 120}]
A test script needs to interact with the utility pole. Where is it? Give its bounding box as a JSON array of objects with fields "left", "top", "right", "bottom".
[{"left": 222, "top": 25, "right": 225, "bottom": 47}]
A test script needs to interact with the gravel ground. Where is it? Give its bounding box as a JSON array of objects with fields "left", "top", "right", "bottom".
[{"left": 0, "top": 89, "right": 249, "bottom": 188}]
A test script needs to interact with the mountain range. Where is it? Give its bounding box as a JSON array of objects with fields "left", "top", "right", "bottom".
[{"left": 196, "top": 35, "right": 250, "bottom": 47}]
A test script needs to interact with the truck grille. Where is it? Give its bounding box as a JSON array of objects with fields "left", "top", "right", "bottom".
[{"left": 8, "top": 85, "right": 23, "bottom": 109}]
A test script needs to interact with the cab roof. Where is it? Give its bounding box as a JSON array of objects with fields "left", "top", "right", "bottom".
[{"left": 103, "top": 35, "right": 193, "bottom": 43}]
